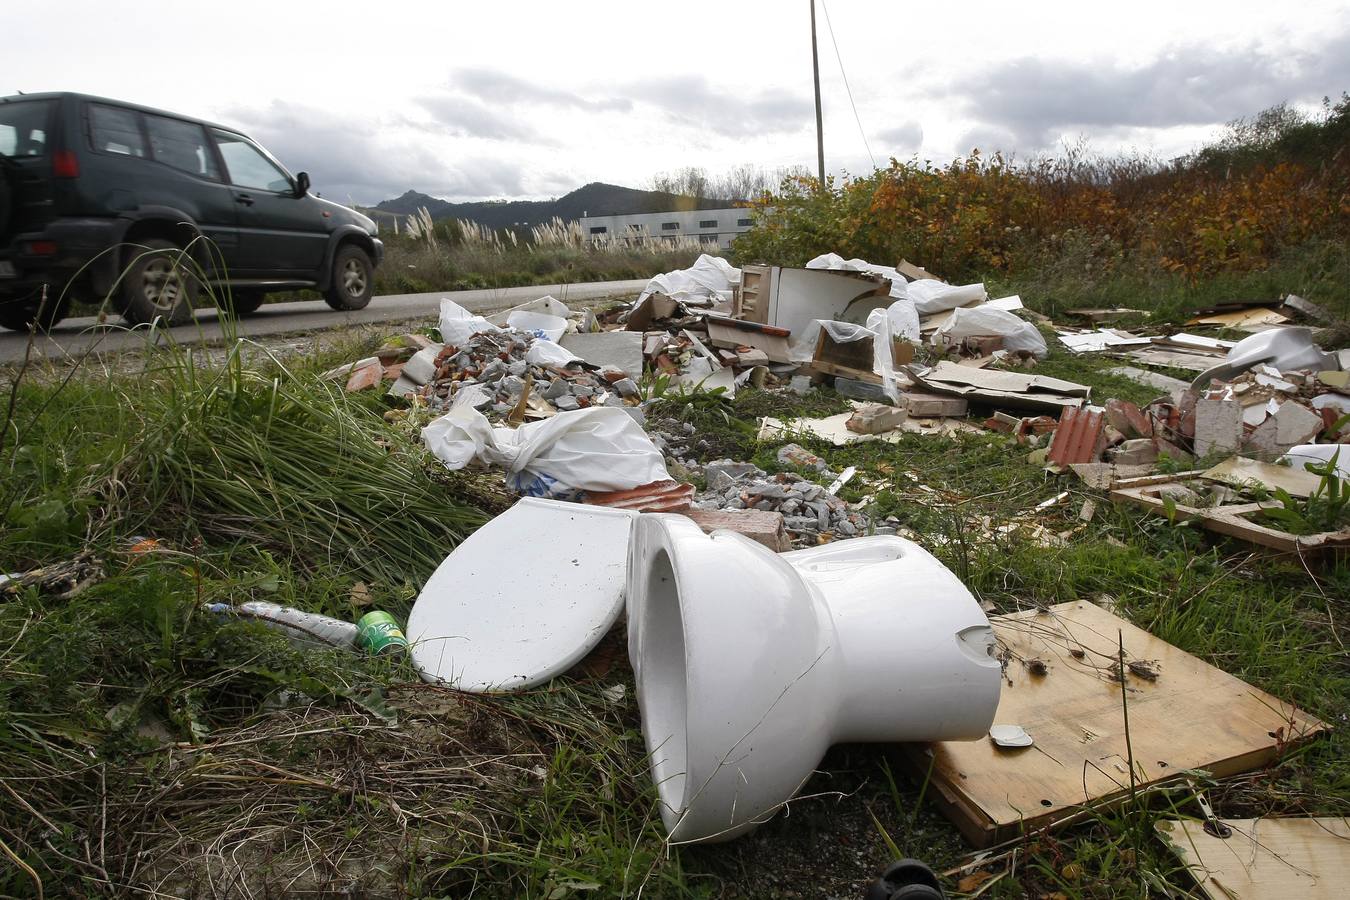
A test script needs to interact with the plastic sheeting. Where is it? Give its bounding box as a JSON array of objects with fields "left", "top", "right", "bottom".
[
  {"left": 906, "top": 279, "right": 988, "bottom": 316},
  {"left": 934, "top": 305, "right": 1048, "bottom": 358},
  {"left": 637, "top": 253, "right": 740, "bottom": 304},
  {"left": 789, "top": 301, "right": 916, "bottom": 403},
  {"left": 438, "top": 299, "right": 502, "bottom": 346},
  {"left": 422, "top": 406, "right": 670, "bottom": 500}
]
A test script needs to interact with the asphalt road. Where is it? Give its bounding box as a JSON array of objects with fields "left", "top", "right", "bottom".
[{"left": 0, "top": 279, "right": 650, "bottom": 365}]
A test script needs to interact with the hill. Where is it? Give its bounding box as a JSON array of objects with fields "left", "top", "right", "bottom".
[{"left": 371, "top": 181, "right": 735, "bottom": 229}]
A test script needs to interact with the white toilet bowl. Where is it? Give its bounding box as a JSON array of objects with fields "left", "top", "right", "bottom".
[{"left": 628, "top": 514, "right": 1001, "bottom": 843}]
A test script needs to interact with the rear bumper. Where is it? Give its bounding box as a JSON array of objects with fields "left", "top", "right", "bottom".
[{"left": 0, "top": 218, "right": 126, "bottom": 300}]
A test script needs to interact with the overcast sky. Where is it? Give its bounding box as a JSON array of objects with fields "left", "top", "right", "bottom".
[{"left": 7, "top": 0, "right": 1349, "bottom": 205}]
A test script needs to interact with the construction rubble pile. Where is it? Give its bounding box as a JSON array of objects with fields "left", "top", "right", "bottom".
[
  {"left": 329, "top": 252, "right": 1349, "bottom": 559},
  {"left": 155, "top": 247, "right": 1350, "bottom": 883}
]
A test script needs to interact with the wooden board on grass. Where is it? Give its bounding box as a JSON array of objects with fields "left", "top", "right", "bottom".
[
  {"left": 907, "top": 601, "right": 1328, "bottom": 848},
  {"left": 1156, "top": 817, "right": 1350, "bottom": 899},
  {"left": 1110, "top": 472, "right": 1350, "bottom": 555}
]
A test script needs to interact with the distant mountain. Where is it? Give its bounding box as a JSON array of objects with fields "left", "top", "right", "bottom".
[{"left": 371, "top": 182, "right": 736, "bottom": 229}]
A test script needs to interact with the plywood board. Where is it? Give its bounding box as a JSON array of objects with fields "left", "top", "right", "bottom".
[
  {"left": 1127, "top": 347, "right": 1224, "bottom": 373},
  {"left": 1201, "top": 457, "right": 1324, "bottom": 499},
  {"left": 1188, "top": 307, "right": 1291, "bottom": 330},
  {"left": 909, "top": 601, "right": 1328, "bottom": 848},
  {"left": 1157, "top": 817, "right": 1350, "bottom": 899}
]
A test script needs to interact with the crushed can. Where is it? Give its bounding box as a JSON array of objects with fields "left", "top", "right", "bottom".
[{"left": 356, "top": 610, "right": 409, "bottom": 657}]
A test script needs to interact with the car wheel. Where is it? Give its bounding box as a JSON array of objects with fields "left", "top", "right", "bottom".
[
  {"left": 323, "top": 244, "right": 374, "bottom": 311},
  {"left": 120, "top": 238, "right": 198, "bottom": 326},
  {"left": 225, "top": 290, "right": 266, "bottom": 316},
  {"left": 0, "top": 294, "right": 70, "bottom": 332}
]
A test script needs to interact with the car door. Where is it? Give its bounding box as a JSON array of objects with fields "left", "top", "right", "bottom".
[
  {"left": 131, "top": 110, "right": 243, "bottom": 273},
  {"left": 210, "top": 129, "right": 328, "bottom": 278}
]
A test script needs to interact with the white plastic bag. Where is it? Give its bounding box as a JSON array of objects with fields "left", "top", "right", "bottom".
[
  {"left": 422, "top": 406, "right": 671, "bottom": 499},
  {"left": 524, "top": 339, "right": 581, "bottom": 368},
  {"left": 906, "top": 279, "right": 987, "bottom": 316},
  {"left": 933, "top": 306, "right": 1048, "bottom": 358},
  {"left": 438, "top": 299, "right": 501, "bottom": 346}
]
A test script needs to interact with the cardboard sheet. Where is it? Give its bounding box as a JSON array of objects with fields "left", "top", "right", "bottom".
[{"left": 908, "top": 361, "right": 1090, "bottom": 412}]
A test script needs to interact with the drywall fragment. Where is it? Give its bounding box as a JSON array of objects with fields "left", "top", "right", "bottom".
[
  {"left": 1245, "top": 401, "right": 1325, "bottom": 455},
  {"left": 1193, "top": 397, "right": 1242, "bottom": 456}
]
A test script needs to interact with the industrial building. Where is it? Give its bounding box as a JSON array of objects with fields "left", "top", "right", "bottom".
[{"left": 578, "top": 208, "right": 755, "bottom": 249}]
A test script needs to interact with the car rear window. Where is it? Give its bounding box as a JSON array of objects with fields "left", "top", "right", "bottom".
[
  {"left": 89, "top": 104, "right": 147, "bottom": 157},
  {"left": 0, "top": 99, "right": 53, "bottom": 158},
  {"left": 144, "top": 113, "right": 220, "bottom": 181}
]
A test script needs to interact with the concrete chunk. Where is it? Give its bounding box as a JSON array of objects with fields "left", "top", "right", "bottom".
[{"left": 559, "top": 331, "right": 644, "bottom": 379}]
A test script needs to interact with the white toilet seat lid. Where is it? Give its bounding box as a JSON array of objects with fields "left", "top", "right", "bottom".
[{"left": 407, "top": 498, "right": 636, "bottom": 692}]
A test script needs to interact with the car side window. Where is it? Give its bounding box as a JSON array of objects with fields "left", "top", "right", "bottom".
[
  {"left": 212, "top": 131, "right": 292, "bottom": 193},
  {"left": 89, "top": 104, "right": 146, "bottom": 157},
  {"left": 144, "top": 114, "right": 221, "bottom": 181}
]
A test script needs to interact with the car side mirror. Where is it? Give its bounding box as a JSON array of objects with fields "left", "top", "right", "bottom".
[{"left": 294, "top": 171, "right": 310, "bottom": 197}]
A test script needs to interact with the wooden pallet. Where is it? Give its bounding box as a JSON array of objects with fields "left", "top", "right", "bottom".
[{"left": 907, "top": 601, "right": 1329, "bottom": 848}]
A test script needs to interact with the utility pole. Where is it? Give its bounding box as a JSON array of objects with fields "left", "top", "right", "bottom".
[{"left": 810, "top": 0, "right": 825, "bottom": 189}]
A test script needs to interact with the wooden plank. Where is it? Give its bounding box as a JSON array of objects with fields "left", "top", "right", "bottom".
[
  {"left": 813, "top": 328, "right": 876, "bottom": 373},
  {"left": 1157, "top": 817, "right": 1350, "bottom": 899},
  {"left": 804, "top": 359, "right": 882, "bottom": 384},
  {"left": 1110, "top": 475, "right": 1350, "bottom": 555},
  {"left": 909, "top": 601, "right": 1328, "bottom": 848}
]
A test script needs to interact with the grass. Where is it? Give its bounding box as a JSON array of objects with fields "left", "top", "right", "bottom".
[{"left": 2, "top": 246, "right": 1348, "bottom": 896}]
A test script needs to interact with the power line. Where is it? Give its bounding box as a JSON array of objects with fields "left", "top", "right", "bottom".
[{"left": 819, "top": 0, "right": 877, "bottom": 171}]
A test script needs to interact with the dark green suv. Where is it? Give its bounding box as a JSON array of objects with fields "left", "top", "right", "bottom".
[{"left": 0, "top": 92, "right": 384, "bottom": 331}]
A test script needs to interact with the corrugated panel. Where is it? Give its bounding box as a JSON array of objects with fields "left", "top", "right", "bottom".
[{"left": 1047, "top": 407, "right": 1106, "bottom": 466}]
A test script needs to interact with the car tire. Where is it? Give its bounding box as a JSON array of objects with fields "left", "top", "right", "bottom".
[
  {"left": 0, "top": 294, "right": 70, "bottom": 332},
  {"left": 323, "top": 244, "right": 374, "bottom": 311},
  {"left": 225, "top": 290, "right": 266, "bottom": 316},
  {"left": 120, "top": 238, "right": 198, "bottom": 326}
]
